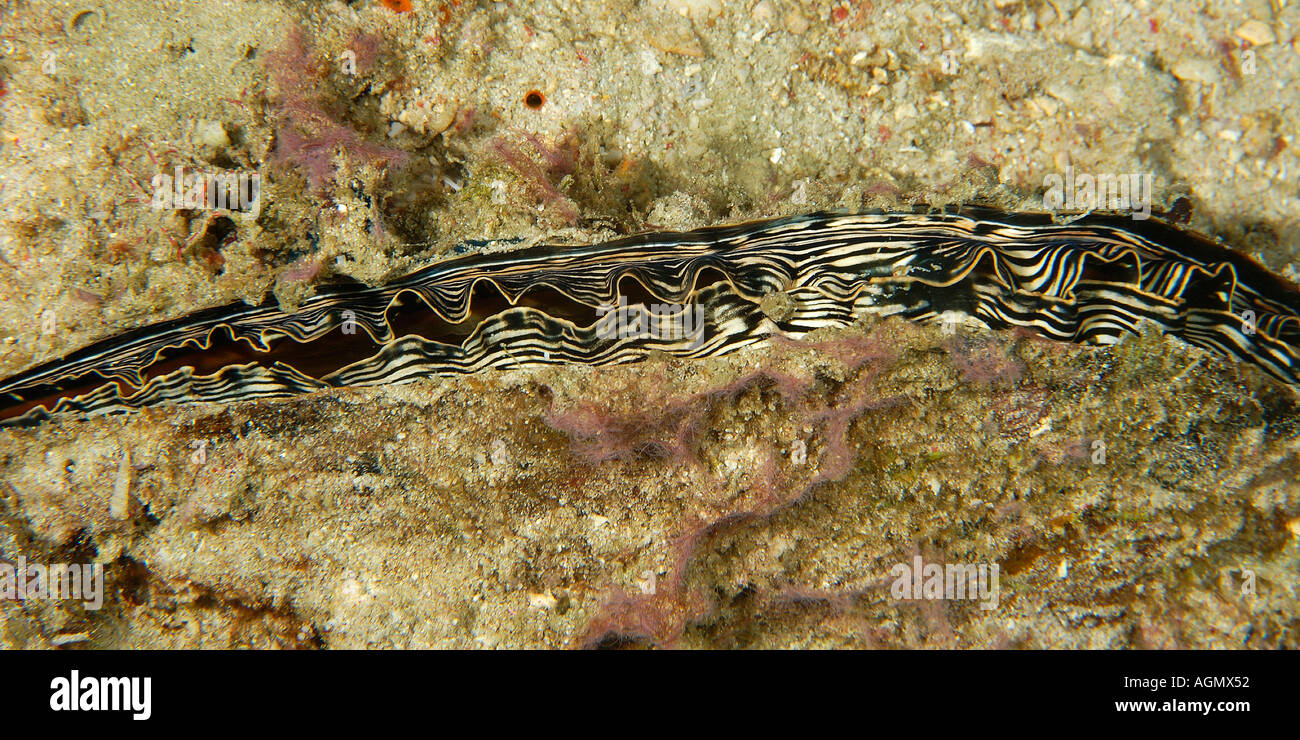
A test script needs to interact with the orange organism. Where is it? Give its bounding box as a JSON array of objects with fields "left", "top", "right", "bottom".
[{"left": 381, "top": 0, "right": 413, "bottom": 12}]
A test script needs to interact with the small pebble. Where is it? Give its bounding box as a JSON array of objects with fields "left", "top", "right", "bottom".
[
  {"left": 110, "top": 450, "right": 132, "bottom": 519},
  {"left": 197, "top": 121, "right": 229, "bottom": 149},
  {"left": 527, "top": 591, "right": 558, "bottom": 609},
  {"left": 639, "top": 48, "right": 661, "bottom": 76},
  {"left": 1169, "top": 58, "right": 1220, "bottom": 86},
  {"left": 489, "top": 439, "right": 510, "bottom": 466},
  {"left": 1235, "top": 20, "right": 1275, "bottom": 46}
]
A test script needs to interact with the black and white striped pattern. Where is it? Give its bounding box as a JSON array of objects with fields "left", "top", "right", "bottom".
[{"left": 2, "top": 208, "right": 1297, "bottom": 426}]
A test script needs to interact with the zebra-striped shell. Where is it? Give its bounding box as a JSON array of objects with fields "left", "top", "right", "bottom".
[{"left": 2, "top": 208, "right": 1297, "bottom": 426}]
